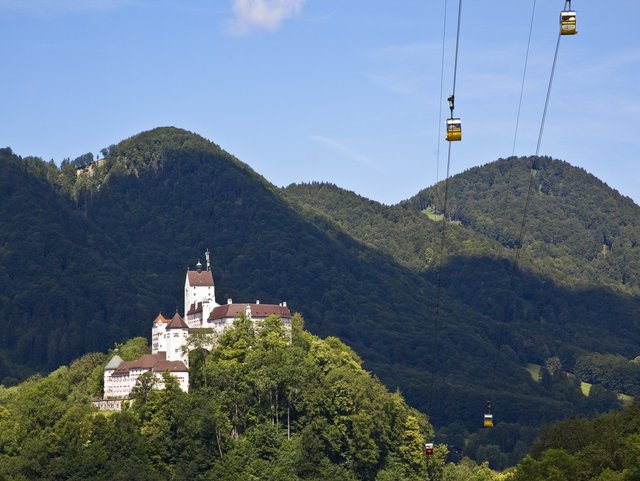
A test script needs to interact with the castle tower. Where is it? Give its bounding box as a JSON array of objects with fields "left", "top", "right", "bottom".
[
  {"left": 184, "top": 251, "right": 218, "bottom": 327},
  {"left": 165, "top": 312, "right": 190, "bottom": 365},
  {"left": 151, "top": 312, "right": 168, "bottom": 354}
]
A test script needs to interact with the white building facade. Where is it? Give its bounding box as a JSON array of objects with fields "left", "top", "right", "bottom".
[{"left": 101, "top": 254, "right": 292, "bottom": 405}]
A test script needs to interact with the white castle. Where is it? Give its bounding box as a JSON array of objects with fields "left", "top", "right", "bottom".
[{"left": 101, "top": 251, "right": 292, "bottom": 404}]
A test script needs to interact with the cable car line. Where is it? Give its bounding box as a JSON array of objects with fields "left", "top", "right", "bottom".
[
  {"left": 451, "top": 0, "right": 463, "bottom": 98},
  {"left": 445, "top": 0, "right": 463, "bottom": 143},
  {"left": 536, "top": 32, "right": 562, "bottom": 156},
  {"left": 485, "top": 1, "right": 575, "bottom": 428},
  {"left": 428, "top": 141, "right": 452, "bottom": 410},
  {"left": 434, "top": 0, "right": 448, "bottom": 211},
  {"left": 512, "top": 0, "right": 538, "bottom": 156},
  {"left": 428, "top": 0, "right": 464, "bottom": 415}
]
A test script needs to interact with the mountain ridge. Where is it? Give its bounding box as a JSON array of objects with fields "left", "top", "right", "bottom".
[
  {"left": 2, "top": 128, "right": 639, "bottom": 440},
  {"left": 405, "top": 156, "right": 640, "bottom": 296}
]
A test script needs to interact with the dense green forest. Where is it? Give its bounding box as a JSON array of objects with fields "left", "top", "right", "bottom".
[
  {"left": 511, "top": 401, "right": 640, "bottom": 480},
  {"left": 0, "top": 317, "right": 506, "bottom": 481},
  {"left": 1, "top": 128, "right": 640, "bottom": 466},
  {"left": 4, "top": 317, "right": 638, "bottom": 479}
]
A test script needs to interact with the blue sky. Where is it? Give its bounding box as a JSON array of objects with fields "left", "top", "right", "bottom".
[{"left": 2, "top": 0, "right": 639, "bottom": 205}]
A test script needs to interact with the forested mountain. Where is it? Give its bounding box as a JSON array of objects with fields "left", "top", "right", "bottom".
[
  {"left": 285, "top": 158, "right": 640, "bottom": 298},
  {"left": 405, "top": 157, "right": 640, "bottom": 296},
  {"left": 284, "top": 175, "right": 640, "bottom": 399},
  {"left": 283, "top": 182, "right": 503, "bottom": 272},
  {"left": 2, "top": 128, "right": 640, "bottom": 456},
  {"left": 0, "top": 150, "right": 143, "bottom": 378}
]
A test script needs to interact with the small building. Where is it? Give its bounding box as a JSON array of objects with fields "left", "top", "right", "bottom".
[{"left": 103, "top": 351, "right": 189, "bottom": 398}]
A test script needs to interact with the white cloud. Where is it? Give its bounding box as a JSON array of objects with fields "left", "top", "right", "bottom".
[
  {"left": 309, "top": 135, "right": 379, "bottom": 170},
  {"left": 369, "top": 42, "right": 440, "bottom": 59},
  {"left": 367, "top": 72, "right": 426, "bottom": 97},
  {"left": 0, "top": 0, "right": 137, "bottom": 13},
  {"left": 229, "top": 0, "right": 304, "bottom": 35}
]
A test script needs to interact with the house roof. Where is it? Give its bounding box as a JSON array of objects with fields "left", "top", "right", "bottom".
[
  {"left": 208, "top": 303, "right": 291, "bottom": 321},
  {"left": 187, "top": 270, "right": 214, "bottom": 287},
  {"left": 153, "top": 360, "right": 189, "bottom": 373},
  {"left": 110, "top": 352, "right": 188, "bottom": 375},
  {"left": 105, "top": 353, "right": 123, "bottom": 370},
  {"left": 111, "top": 353, "right": 165, "bottom": 375},
  {"left": 167, "top": 312, "right": 189, "bottom": 330},
  {"left": 153, "top": 312, "right": 168, "bottom": 325}
]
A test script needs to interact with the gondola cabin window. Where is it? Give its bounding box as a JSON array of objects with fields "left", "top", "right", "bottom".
[
  {"left": 560, "top": 10, "right": 577, "bottom": 35},
  {"left": 446, "top": 118, "right": 462, "bottom": 141}
]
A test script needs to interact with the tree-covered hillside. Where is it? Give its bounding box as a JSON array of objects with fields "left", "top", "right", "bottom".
[
  {"left": 1, "top": 129, "right": 639, "bottom": 451},
  {"left": 0, "top": 149, "right": 145, "bottom": 377},
  {"left": 284, "top": 177, "right": 640, "bottom": 415},
  {"left": 511, "top": 400, "right": 640, "bottom": 480},
  {"left": 405, "top": 156, "right": 640, "bottom": 296},
  {"left": 283, "top": 182, "right": 503, "bottom": 272},
  {"left": 0, "top": 318, "right": 435, "bottom": 481}
]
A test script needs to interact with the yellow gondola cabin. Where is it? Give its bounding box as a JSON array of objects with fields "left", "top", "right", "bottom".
[
  {"left": 560, "top": 10, "right": 577, "bottom": 35},
  {"left": 446, "top": 118, "right": 462, "bottom": 141},
  {"left": 483, "top": 413, "right": 493, "bottom": 428}
]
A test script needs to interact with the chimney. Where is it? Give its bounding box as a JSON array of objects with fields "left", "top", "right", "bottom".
[
  {"left": 283, "top": 301, "right": 287, "bottom": 307},
  {"left": 256, "top": 300, "right": 260, "bottom": 304},
  {"left": 227, "top": 298, "right": 232, "bottom": 304}
]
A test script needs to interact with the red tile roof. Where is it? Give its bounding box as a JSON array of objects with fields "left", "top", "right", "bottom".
[
  {"left": 208, "top": 303, "right": 291, "bottom": 321},
  {"left": 111, "top": 352, "right": 188, "bottom": 375},
  {"left": 153, "top": 312, "right": 168, "bottom": 324},
  {"left": 153, "top": 360, "right": 189, "bottom": 373},
  {"left": 187, "top": 270, "right": 214, "bottom": 287},
  {"left": 167, "top": 312, "right": 189, "bottom": 330},
  {"left": 112, "top": 353, "right": 166, "bottom": 375}
]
